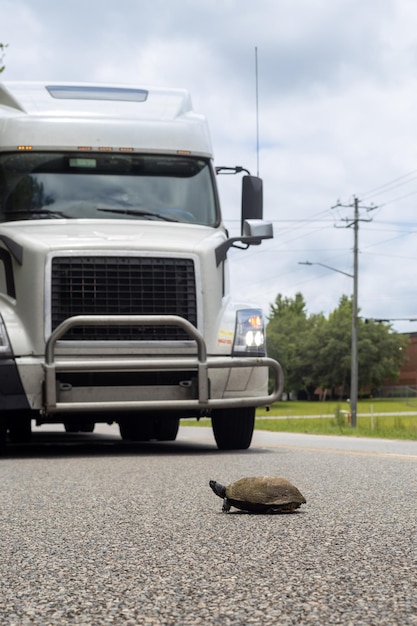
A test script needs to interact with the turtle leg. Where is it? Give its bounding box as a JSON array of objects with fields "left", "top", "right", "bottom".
[{"left": 222, "top": 498, "right": 231, "bottom": 512}]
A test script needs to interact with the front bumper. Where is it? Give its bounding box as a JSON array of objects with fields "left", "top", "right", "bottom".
[{"left": 43, "top": 315, "right": 284, "bottom": 414}]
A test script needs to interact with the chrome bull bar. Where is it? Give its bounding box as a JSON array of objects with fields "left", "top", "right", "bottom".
[{"left": 44, "top": 315, "right": 284, "bottom": 413}]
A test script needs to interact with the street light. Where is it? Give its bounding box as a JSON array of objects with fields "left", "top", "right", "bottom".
[
  {"left": 298, "top": 261, "right": 353, "bottom": 279},
  {"left": 298, "top": 259, "right": 358, "bottom": 427}
]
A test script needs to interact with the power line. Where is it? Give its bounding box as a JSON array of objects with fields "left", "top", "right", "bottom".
[
  {"left": 359, "top": 168, "right": 417, "bottom": 202},
  {"left": 376, "top": 188, "right": 417, "bottom": 208}
]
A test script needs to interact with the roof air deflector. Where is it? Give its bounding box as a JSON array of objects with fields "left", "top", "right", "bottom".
[{"left": 46, "top": 85, "right": 148, "bottom": 102}]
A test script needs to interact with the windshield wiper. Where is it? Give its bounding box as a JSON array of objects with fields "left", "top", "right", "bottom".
[
  {"left": 6, "top": 208, "right": 70, "bottom": 218},
  {"left": 97, "top": 207, "right": 179, "bottom": 222}
]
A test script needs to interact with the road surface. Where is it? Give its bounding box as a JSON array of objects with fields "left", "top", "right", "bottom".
[{"left": 0, "top": 424, "right": 415, "bottom": 625}]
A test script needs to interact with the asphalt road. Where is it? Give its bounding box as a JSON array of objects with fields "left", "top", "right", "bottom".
[{"left": 0, "top": 424, "right": 416, "bottom": 625}]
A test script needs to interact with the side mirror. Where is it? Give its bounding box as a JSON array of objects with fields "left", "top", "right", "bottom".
[
  {"left": 241, "top": 175, "right": 263, "bottom": 234},
  {"left": 242, "top": 219, "right": 273, "bottom": 239}
]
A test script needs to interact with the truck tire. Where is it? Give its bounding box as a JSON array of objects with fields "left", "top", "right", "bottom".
[
  {"left": 8, "top": 413, "right": 32, "bottom": 443},
  {"left": 154, "top": 418, "right": 179, "bottom": 441},
  {"left": 119, "top": 418, "right": 153, "bottom": 441},
  {"left": 211, "top": 407, "right": 255, "bottom": 450},
  {"left": 64, "top": 423, "right": 80, "bottom": 433},
  {"left": 64, "top": 421, "right": 95, "bottom": 433},
  {"left": 0, "top": 417, "right": 7, "bottom": 451},
  {"left": 80, "top": 422, "right": 95, "bottom": 433}
]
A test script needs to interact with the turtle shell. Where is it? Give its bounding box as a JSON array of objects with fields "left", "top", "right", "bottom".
[{"left": 225, "top": 475, "right": 306, "bottom": 513}]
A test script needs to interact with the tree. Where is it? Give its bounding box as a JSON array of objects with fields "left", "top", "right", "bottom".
[
  {"left": 310, "top": 295, "right": 353, "bottom": 392},
  {"left": 0, "top": 43, "right": 8, "bottom": 74},
  {"left": 267, "top": 293, "right": 324, "bottom": 397},
  {"left": 319, "top": 296, "right": 408, "bottom": 393},
  {"left": 267, "top": 293, "right": 408, "bottom": 398},
  {"left": 269, "top": 292, "right": 307, "bottom": 318},
  {"left": 358, "top": 317, "right": 408, "bottom": 390}
]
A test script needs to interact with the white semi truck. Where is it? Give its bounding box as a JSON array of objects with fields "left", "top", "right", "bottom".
[{"left": 0, "top": 81, "right": 283, "bottom": 451}]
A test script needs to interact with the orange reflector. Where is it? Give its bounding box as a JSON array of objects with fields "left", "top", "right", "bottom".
[{"left": 248, "top": 315, "right": 263, "bottom": 328}]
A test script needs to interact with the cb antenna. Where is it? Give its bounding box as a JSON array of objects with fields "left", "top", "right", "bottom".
[{"left": 255, "top": 46, "right": 260, "bottom": 177}]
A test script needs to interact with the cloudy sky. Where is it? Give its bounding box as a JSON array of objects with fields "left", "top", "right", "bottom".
[{"left": 2, "top": 0, "right": 417, "bottom": 332}]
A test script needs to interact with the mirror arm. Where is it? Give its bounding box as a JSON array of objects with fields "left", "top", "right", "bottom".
[{"left": 215, "top": 236, "right": 265, "bottom": 266}]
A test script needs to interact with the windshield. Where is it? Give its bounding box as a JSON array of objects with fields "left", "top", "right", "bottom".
[{"left": 0, "top": 152, "right": 218, "bottom": 226}]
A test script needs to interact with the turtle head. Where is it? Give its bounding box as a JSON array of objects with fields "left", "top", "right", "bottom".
[{"left": 209, "top": 480, "right": 226, "bottom": 499}]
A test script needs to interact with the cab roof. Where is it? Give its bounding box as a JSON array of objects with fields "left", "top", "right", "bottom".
[{"left": 0, "top": 81, "right": 213, "bottom": 157}]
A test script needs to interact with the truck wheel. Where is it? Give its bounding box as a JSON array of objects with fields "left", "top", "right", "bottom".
[
  {"left": 211, "top": 407, "right": 255, "bottom": 450},
  {"left": 8, "top": 414, "right": 32, "bottom": 443},
  {"left": 0, "top": 418, "right": 7, "bottom": 451},
  {"left": 154, "top": 418, "right": 179, "bottom": 441},
  {"left": 79, "top": 422, "right": 95, "bottom": 433},
  {"left": 64, "top": 423, "right": 80, "bottom": 433},
  {"left": 119, "top": 418, "right": 153, "bottom": 441},
  {"left": 64, "top": 421, "right": 95, "bottom": 433}
]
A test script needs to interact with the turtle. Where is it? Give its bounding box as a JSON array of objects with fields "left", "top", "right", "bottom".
[{"left": 209, "top": 475, "right": 306, "bottom": 513}]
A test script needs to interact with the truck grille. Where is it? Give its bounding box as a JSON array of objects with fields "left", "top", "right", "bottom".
[{"left": 51, "top": 256, "right": 197, "bottom": 341}]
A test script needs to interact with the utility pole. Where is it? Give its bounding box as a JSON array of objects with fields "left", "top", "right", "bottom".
[
  {"left": 333, "top": 196, "right": 374, "bottom": 428},
  {"left": 0, "top": 43, "right": 8, "bottom": 74},
  {"left": 301, "top": 197, "right": 375, "bottom": 426},
  {"left": 350, "top": 197, "right": 359, "bottom": 427}
]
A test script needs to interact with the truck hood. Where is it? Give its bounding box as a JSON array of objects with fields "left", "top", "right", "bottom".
[{"left": 0, "top": 219, "right": 227, "bottom": 262}]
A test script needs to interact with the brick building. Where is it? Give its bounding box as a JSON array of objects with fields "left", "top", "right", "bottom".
[{"left": 394, "top": 332, "right": 417, "bottom": 388}]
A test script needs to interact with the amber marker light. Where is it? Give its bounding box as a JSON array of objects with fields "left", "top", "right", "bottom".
[{"left": 247, "top": 315, "right": 263, "bottom": 328}]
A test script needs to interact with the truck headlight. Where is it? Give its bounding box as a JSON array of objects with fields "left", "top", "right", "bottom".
[
  {"left": 232, "top": 309, "right": 266, "bottom": 356},
  {"left": 0, "top": 315, "right": 12, "bottom": 357}
]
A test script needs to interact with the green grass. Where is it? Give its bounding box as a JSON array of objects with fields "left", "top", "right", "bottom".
[
  {"left": 256, "top": 397, "right": 417, "bottom": 418},
  {"left": 183, "top": 398, "right": 417, "bottom": 440}
]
